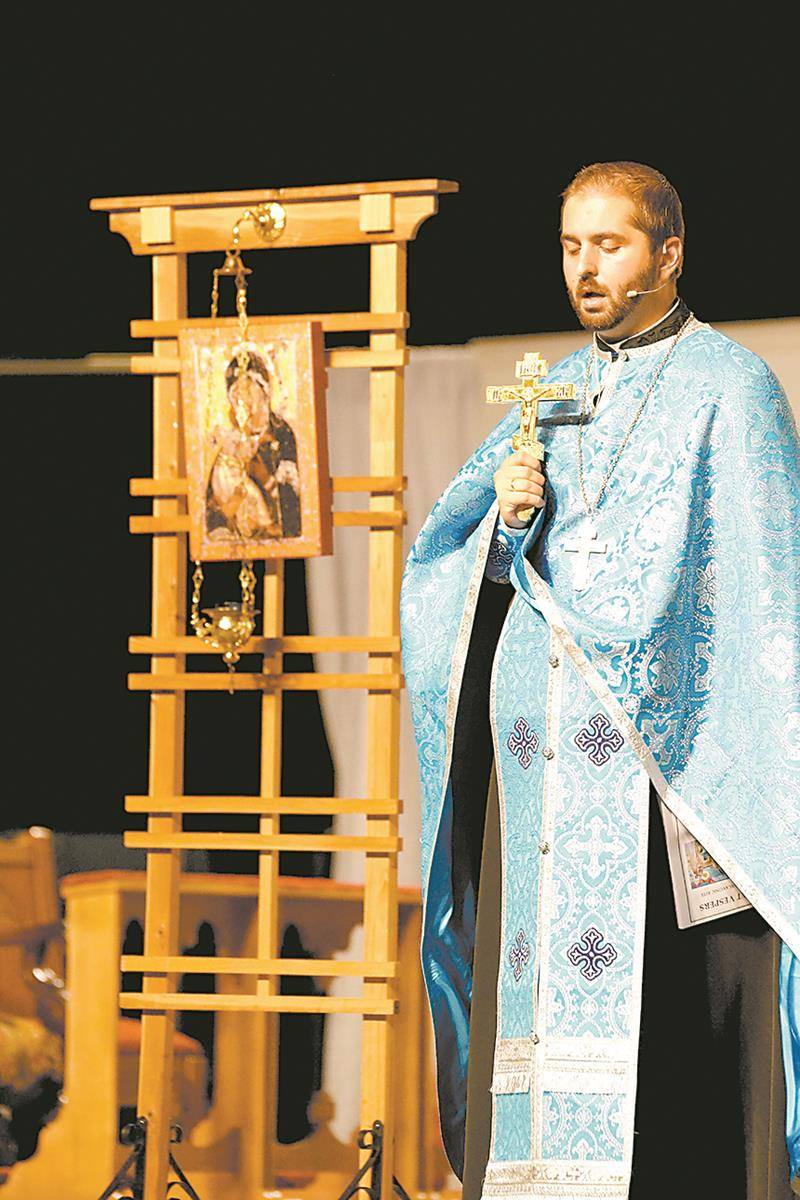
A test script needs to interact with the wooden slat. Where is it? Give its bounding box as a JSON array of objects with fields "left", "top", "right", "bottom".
[
  {"left": 91, "top": 179, "right": 459, "bottom": 211},
  {"left": 328, "top": 349, "right": 408, "bottom": 369},
  {"left": 108, "top": 196, "right": 439, "bottom": 257},
  {"left": 130, "top": 348, "right": 408, "bottom": 374},
  {"left": 121, "top": 956, "right": 396, "bottom": 977},
  {"left": 361, "top": 235, "right": 406, "bottom": 1200},
  {"left": 137, "top": 251, "right": 186, "bottom": 1200},
  {"left": 129, "top": 475, "right": 405, "bottom": 497},
  {"left": 119, "top": 992, "right": 396, "bottom": 1015},
  {"left": 254, "top": 557, "right": 283, "bottom": 1189},
  {"left": 124, "top": 831, "right": 401, "bottom": 853},
  {"left": 125, "top": 795, "right": 402, "bottom": 815},
  {"left": 130, "top": 478, "right": 189, "bottom": 496},
  {"left": 60, "top": 870, "right": 421, "bottom": 903},
  {"left": 129, "top": 511, "right": 405, "bottom": 533},
  {"left": 130, "top": 514, "right": 187, "bottom": 532},
  {"left": 129, "top": 634, "right": 400, "bottom": 655},
  {"left": 130, "top": 312, "right": 409, "bottom": 338},
  {"left": 131, "top": 356, "right": 179, "bottom": 374},
  {"left": 333, "top": 472, "right": 407, "bottom": 492},
  {"left": 333, "top": 511, "right": 405, "bottom": 527},
  {"left": 128, "top": 672, "right": 403, "bottom": 692},
  {"left": 333, "top": 475, "right": 406, "bottom": 493}
]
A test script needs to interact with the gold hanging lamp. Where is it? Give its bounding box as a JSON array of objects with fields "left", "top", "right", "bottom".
[{"left": 190, "top": 559, "right": 258, "bottom": 682}]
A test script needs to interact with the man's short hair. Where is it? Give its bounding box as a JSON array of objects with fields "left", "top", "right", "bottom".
[{"left": 561, "top": 161, "right": 685, "bottom": 274}]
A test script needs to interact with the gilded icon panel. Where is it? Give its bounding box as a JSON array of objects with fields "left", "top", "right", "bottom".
[{"left": 179, "top": 320, "right": 332, "bottom": 561}]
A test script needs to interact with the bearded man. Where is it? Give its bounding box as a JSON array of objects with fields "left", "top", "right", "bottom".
[{"left": 401, "top": 162, "right": 799, "bottom": 1199}]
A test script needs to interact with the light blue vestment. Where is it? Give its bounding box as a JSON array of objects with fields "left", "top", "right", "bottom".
[{"left": 400, "top": 317, "right": 800, "bottom": 1197}]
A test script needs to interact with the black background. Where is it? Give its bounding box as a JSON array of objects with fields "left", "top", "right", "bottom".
[{"left": 1, "top": 12, "right": 796, "bottom": 834}]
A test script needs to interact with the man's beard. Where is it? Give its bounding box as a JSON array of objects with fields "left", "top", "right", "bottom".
[{"left": 567, "top": 263, "right": 660, "bottom": 333}]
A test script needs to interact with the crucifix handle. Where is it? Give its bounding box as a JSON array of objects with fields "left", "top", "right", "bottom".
[{"left": 511, "top": 397, "right": 545, "bottom": 521}]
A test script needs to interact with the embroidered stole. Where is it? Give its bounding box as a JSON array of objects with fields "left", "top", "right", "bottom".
[{"left": 484, "top": 590, "right": 649, "bottom": 1198}]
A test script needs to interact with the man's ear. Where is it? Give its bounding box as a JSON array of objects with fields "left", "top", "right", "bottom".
[{"left": 662, "top": 235, "right": 683, "bottom": 281}]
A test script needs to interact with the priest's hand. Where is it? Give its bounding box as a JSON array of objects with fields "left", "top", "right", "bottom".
[{"left": 493, "top": 451, "right": 546, "bottom": 528}]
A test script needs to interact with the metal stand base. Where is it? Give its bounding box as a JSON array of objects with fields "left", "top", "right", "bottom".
[
  {"left": 96, "top": 1118, "right": 202, "bottom": 1200},
  {"left": 336, "top": 1120, "right": 412, "bottom": 1200},
  {"left": 99, "top": 1114, "right": 407, "bottom": 1200}
]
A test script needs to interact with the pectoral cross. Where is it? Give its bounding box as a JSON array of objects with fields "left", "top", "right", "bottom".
[
  {"left": 486, "top": 353, "right": 575, "bottom": 520},
  {"left": 564, "top": 522, "right": 608, "bottom": 591}
]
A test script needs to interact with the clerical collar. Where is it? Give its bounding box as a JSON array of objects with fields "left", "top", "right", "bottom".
[{"left": 594, "top": 296, "right": 691, "bottom": 359}]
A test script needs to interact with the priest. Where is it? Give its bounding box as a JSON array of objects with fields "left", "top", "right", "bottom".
[{"left": 401, "top": 161, "right": 799, "bottom": 1199}]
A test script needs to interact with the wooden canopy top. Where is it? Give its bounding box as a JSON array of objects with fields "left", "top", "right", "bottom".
[
  {"left": 90, "top": 177, "right": 459, "bottom": 255},
  {"left": 90, "top": 178, "right": 459, "bottom": 212}
]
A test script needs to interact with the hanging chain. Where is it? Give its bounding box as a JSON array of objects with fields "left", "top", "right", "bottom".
[
  {"left": 210, "top": 271, "right": 220, "bottom": 320},
  {"left": 230, "top": 213, "right": 249, "bottom": 350},
  {"left": 239, "top": 560, "right": 257, "bottom": 615},
  {"left": 190, "top": 560, "right": 257, "bottom": 632},
  {"left": 190, "top": 561, "right": 205, "bottom": 634},
  {"left": 193, "top": 204, "right": 284, "bottom": 682},
  {"left": 234, "top": 265, "right": 250, "bottom": 375},
  {"left": 210, "top": 250, "right": 250, "bottom": 340},
  {"left": 190, "top": 559, "right": 258, "bottom": 690},
  {"left": 577, "top": 314, "right": 695, "bottom": 519}
]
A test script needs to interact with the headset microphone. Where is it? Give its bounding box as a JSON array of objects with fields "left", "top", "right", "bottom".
[
  {"left": 626, "top": 279, "right": 671, "bottom": 298},
  {"left": 627, "top": 249, "right": 678, "bottom": 298}
]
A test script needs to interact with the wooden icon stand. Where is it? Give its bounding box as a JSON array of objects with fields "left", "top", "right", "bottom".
[{"left": 88, "top": 179, "right": 458, "bottom": 1200}]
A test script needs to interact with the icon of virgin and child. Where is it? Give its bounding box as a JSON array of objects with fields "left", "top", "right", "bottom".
[{"left": 205, "top": 349, "right": 302, "bottom": 542}]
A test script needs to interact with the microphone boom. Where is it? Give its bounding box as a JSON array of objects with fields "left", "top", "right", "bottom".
[{"left": 626, "top": 280, "right": 670, "bottom": 298}]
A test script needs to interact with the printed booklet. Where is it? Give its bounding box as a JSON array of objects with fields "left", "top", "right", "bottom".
[{"left": 659, "top": 800, "right": 752, "bottom": 928}]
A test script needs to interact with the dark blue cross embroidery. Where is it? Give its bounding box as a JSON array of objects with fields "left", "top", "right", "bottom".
[
  {"left": 574, "top": 713, "right": 624, "bottom": 766},
  {"left": 567, "top": 926, "right": 618, "bottom": 980},
  {"left": 508, "top": 928, "right": 531, "bottom": 982},
  {"left": 507, "top": 717, "right": 539, "bottom": 768}
]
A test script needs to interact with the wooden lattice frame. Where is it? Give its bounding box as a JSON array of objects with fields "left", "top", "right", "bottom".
[{"left": 90, "top": 179, "right": 457, "bottom": 1200}]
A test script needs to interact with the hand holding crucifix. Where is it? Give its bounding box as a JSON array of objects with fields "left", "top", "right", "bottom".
[{"left": 487, "top": 352, "right": 575, "bottom": 524}]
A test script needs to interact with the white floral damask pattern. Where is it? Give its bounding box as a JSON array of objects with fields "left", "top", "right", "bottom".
[{"left": 541, "top": 1092, "right": 624, "bottom": 1163}]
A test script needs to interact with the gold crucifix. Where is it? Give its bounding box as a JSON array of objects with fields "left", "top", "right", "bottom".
[
  {"left": 486, "top": 352, "right": 575, "bottom": 520},
  {"left": 486, "top": 351, "right": 575, "bottom": 458}
]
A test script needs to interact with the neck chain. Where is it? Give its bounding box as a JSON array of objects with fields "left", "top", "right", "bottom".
[{"left": 577, "top": 313, "right": 695, "bottom": 520}]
